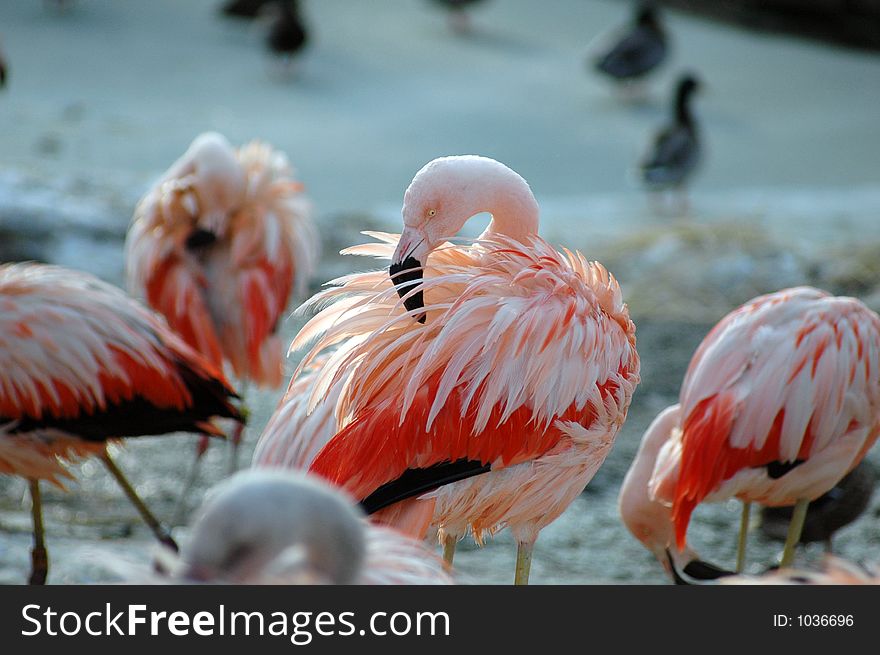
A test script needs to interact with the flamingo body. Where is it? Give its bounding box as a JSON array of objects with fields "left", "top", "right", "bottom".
[
  {"left": 0, "top": 262, "right": 241, "bottom": 483},
  {"left": 649, "top": 287, "right": 880, "bottom": 550},
  {"left": 125, "top": 132, "right": 316, "bottom": 388},
  {"left": 288, "top": 156, "right": 639, "bottom": 572}
]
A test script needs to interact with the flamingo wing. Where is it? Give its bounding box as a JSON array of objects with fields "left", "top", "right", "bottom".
[
  {"left": 252, "top": 357, "right": 340, "bottom": 470},
  {"left": 0, "top": 263, "right": 241, "bottom": 442},
  {"left": 662, "top": 287, "right": 880, "bottom": 546},
  {"left": 297, "top": 235, "right": 639, "bottom": 509}
]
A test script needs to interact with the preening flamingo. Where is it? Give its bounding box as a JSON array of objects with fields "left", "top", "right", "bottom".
[
  {"left": 157, "top": 469, "right": 451, "bottom": 585},
  {"left": 0, "top": 262, "right": 242, "bottom": 584},
  {"left": 125, "top": 131, "right": 316, "bottom": 482},
  {"left": 286, "top": 155, "right": 640, "bottom": 584},
  {"left": 646, "top": 287, "right": 880, "bottom": 571}
]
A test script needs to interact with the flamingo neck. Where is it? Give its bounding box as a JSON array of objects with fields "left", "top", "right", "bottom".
[{"left": 477, "top": 178, "right": 540, "bottom": 243}]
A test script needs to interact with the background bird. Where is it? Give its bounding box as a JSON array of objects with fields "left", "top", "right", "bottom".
[
  {"left": 156, "top": 469, "right": 452, "bottom": 585},
  {"left": 220, "top": 0, "right": 270, "bottom": 19},
  {"left": 639, "top": 73, "right": 702, "bottom": 213},
  {"left": 265, "top": 0, "right": 308, "bottom": 72},
  {"left": 648, "top": 287, "right": 880, "bottom": 572},
  {"left": 591, "top": 1, "right": 668, "bottom": 93},
  {"left": 288, "top": 155, "right": 640, "bottom": 584},
  {"left": 125, "top": 131, "right": 316, "bottom": 503},
  {"left": 429, "top": 0, "right": 488, "bottom": 35},
  {"left": 0, "top": 45, "right": 7, "bottom": 88},
  {"left": 0, "top": 262, "right": 242, "bottom": 584},
  {"left": 759, "top": 460, "right": 876, "bottom": 550}
]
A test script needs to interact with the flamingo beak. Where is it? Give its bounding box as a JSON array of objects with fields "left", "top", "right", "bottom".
[
  {"left": 390, "top": 226, "right": 428, "bottom": 323},
  {"left": 665, "top": 549, "right": 735, "bottom": 585}
]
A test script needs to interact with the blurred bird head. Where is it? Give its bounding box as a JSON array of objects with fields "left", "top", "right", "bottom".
[
  {"left": 677, "top": 73, "right": 703, "bottom": 98},
  {"left": 173, "top": 470, "right": 366, "bottom": 584},
  {"left": 636, "top": 0, "right": 661, "bottom": 26}
]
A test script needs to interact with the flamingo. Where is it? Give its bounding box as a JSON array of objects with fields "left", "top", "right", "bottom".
[
  {"left": 156, "top": 469, "right": 452, "bottom": 585},
  {"left": 285, "top": 155, "right": 639, "bottom": 584},
  {"left": 252, "top": 356, "right": 340, "bottom": 473},
  {"left": 125, "top": 131, "right": 316, "bottom": 488},
  {"left": 0, "top": 262, "right": 242, "bottom": 584},
  {"left": 646, "top": 287, "right": 880, "bottom": 572}
]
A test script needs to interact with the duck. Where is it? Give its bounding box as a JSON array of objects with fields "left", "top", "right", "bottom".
[
  {"left": 592, "top": 1, "right": 668, "bottom": 87},
  {"left": 639, "top": 73, "right": 702, "bottom": 209}
]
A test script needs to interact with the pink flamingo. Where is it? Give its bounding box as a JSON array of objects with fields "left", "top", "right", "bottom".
[
  {"left": 645, "top": 287, "right": 880, "bottom": 571},
  {"left": 157, "top": 469, "right": 452, "bottom": 585},
  {"left": 285, "top": 155, "right": 639, "bottom": 584},
  {"left": 0, "top": 262, "right": 242, "bottom": 584},
  {"left": 125, "top": 131, "right": 316, "bottom": 480}
]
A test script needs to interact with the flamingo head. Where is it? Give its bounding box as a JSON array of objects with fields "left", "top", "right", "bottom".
[
  {"left": 176, "top": 470, "right": 366, "bottom": 584},
  {"left": 390, "top": 155, "right": 538, "bottom": 322}
]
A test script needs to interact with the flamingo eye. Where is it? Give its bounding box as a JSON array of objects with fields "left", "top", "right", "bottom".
[{"left": 427, "top": 209, "right": 436, "bottom": 218}]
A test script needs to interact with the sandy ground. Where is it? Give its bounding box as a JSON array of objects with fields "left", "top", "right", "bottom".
[{"left": 1, "top": 0, "right": 879, "bottom": 584}]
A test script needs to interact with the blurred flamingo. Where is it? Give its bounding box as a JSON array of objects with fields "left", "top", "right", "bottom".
[
  {"left": 285, "top": 155, "right": 639, "bottom": 584},
  {"left": 0, "top": 262, "right": 242, "bottom": 584},
  {"left": 648, "top": 287, "right": 880, "bottom": 571},
  {"left": 125, "top": 132, "right": 316, "bottom": 497},
  {"left": 156, "top": 469, "right": 452, "bottom": 585}
]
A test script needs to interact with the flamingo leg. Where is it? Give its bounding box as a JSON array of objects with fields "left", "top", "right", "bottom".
[
  {"left": 171, "top": 437, "right": 209, "bottom": 526},
  {"left": 779, "top": 498, "right": 809, "bottom": 568},
  {"left": 227, "top": 382, "right": 250, "bottom": 475},
  {"left": 442, "top": 533, "right": 457, "bottom": 569},
  {"left": 101, "top": 451, "right": 178, "bottom": 552},
  {"left": 28, "top": 479, "right": 48, "bottom": 585},
  {"left": 514, "top": 541, "right": 534, "bottom": 585},
  {"left": 736, "top": 501, "right": 751, "bottom": 573}
]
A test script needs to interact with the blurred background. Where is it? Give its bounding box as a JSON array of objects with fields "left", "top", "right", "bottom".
[{"left": 0, "top": 0, "right": 879, "bottom": 584}]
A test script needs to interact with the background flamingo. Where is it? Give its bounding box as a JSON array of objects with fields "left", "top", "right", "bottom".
[
  {"left": 286, "top": 155, "right": 639, "bottom": 584},
  {"left": 0, "top": 262, "right": 242, "bottom": 584},
  {"left": 648, "top": 287, "right": 880, "bottom": 570},
  {"left": 125, "top": 131, "right": 316, "bottom": 491},
  {"left": 155, "top": 469, "right": 452, "bottom": 585}
]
